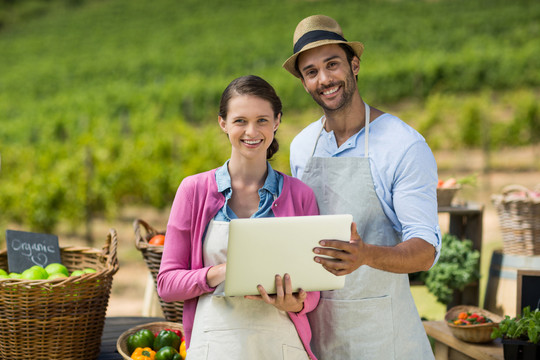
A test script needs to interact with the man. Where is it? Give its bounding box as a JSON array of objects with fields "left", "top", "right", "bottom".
[{"left": 283, "top": 15, "right": 441, "bottom": 359}]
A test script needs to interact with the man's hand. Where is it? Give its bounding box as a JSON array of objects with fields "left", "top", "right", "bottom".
[
  {"left": 245, "top": 273, "right": 306, "bottom": 313},
  {"left": 314, "top": 222, "right": 437, "bottom": 275},
  {"left": 313, "top": 222, "right": 365, "bottom": 276}
]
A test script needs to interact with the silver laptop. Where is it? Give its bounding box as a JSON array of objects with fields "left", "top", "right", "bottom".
[{"left": 224, "top": 214, "right": 352, "bottom": 296}]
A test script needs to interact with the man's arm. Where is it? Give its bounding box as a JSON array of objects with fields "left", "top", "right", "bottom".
[{"left": 313, "top": 222, "right": 436, "bottom": 275}]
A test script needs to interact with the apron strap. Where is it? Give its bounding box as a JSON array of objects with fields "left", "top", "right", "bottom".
[
  {"left": 310, "top": 103, "right": 371, "bottom": 158},
  {"left": 364, "top": 103, "right": 370, "bottom": 158},
  {"left": 310, "top": 116, "right": 327, "bottom": 157}
]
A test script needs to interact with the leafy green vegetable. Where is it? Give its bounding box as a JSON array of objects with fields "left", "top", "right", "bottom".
[
  {"left": 491, "top": 306, "right": 540, "bottom": 344},
  {"left": 421, "top": 233, "right": 480, "bottom": 305},
  {"left": 456, "top": 173, "right": 478, "bottom": 187}
]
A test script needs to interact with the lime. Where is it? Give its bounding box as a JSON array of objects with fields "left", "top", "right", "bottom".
[
  {"left": 30, "top": 265, "right": 49, "bottom": 278},
  {"left": 0, "top": 274, "right": 10, "bottom": 279},
  {"left": 9, "top": 273, "right": 22, "bottom": 279},
  {"left": 0, "top": 269, "right": 8, "bottom": 276},
  {"left": 83, "top": 268, "right": 97, "bottom": 274},
  {"left": 45, "top": 263, "right": 69, "bottom": 277},
  {"left": 70, "top": 270, "right": 85, "bottom": 277},
  {"left": 21, "top": 266, "right": 48, "bottom": 280}
]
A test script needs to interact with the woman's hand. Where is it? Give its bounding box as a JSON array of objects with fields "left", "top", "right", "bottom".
[
  {"left": 245, "top": 273, "right": 306, "bottom": 313},
  {"left": 206, "top": 263, "right": 226, "bottom": 288}
]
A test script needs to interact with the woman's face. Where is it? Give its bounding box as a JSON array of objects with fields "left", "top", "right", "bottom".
[{"left": 219, "top": 95, "right": 280, "bottom": 162}]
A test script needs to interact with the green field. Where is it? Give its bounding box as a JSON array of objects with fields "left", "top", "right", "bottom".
[{"left": 1, "top": 0, "right": 539, "bottom": 234}]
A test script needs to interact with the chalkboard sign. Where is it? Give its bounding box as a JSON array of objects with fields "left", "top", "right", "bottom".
[
  {"left": 5, "top": 230, "right": 62, "bottom": 273},
  {"left": 517, "top": 269, "right": 540, "bottom": 315}
]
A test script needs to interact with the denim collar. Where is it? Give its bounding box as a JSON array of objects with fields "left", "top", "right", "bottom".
[{"left": 215, "top": 160, "right": 279, "bottom": 198}]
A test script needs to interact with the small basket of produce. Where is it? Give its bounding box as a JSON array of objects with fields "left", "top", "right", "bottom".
[
  {"left": 437, "top": 178, "right": 461, "bottom": 207},
  {"left": 0, "top": 229, "right": 119, "bottom": 360},
  {"left": 116, "top": 321, "right": 185, "bottom": 360},
  {"left": 445, "top": 305, "right": 503, "bottom": 343},
  {"left": 134, "top": 219, "right": 183, "bottom": 323},
  {"left": 491, "top": 184, "right": 540, "bottom": 256}
]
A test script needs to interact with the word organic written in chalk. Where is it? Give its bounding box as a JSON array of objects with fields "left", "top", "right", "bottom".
[{"left": 5, "top": 230, "right": 62, "bottom": 273}]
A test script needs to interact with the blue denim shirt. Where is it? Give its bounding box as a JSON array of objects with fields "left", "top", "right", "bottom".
[{"left": 214, "top": 160, "right": 284, "bottom": 222}]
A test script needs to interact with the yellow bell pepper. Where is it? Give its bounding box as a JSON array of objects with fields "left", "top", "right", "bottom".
[
  {"left": 131, "top": 347, "right": 156, "bottom": 360},
  {"left": 179, "top": 341, "right": 186, "bottom": 359}
]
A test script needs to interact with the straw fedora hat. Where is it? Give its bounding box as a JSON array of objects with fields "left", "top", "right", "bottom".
[{"left": 283, "top": 15, "right": 364, "bottom": 78}]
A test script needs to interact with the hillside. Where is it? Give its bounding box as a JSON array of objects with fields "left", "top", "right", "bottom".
[{"left": 0, "top": 0, "right": 539, "bottom": 235}]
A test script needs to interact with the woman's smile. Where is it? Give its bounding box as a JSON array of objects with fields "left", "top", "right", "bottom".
[{"left": 242, "top": 139, "right": 263, "bottom": 147}]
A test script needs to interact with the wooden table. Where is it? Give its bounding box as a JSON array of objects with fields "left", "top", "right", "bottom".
[
  {"left": 98, "top": 316, "right": 166, "bottom": 359},
  {"left": 423, "top": 321, "right": 503, "bottom": 360}
]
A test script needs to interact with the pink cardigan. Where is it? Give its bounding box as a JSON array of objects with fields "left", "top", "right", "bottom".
[{"left": 157, "top": 168, "right": 320, "bottom": 359}]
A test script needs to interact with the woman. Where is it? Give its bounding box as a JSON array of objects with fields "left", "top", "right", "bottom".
[{"left": 157, "top": 75, "right": 320, "bottom": 360}]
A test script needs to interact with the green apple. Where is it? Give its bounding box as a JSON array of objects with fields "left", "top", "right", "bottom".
[
  {"left": 70, "top": 270, "right": 85, "bottom": 277},
  {"left": 21, "top": 266, "right": 48, "bottom": 280},
  {"left": 0, "top": 269, "right": 8, "bottom": 276},
  {"left": 9, "top": 273, "right": 22, "bottom": 279},
  {"left": 45, "top": 263, "right": 69, "bottom": 277},
  {"left": 0, "top": 274, "right": 9, "bottom": 279},
  {"left": 83, "top": 268, "right": 97, "bottom": 274}
]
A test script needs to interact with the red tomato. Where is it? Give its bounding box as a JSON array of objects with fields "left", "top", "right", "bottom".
[{"left": 149, "top": 234, "right": 165, "bottom": 246}]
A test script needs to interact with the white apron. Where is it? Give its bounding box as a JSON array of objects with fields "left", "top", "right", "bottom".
[
  {"left": 303, "top": 105, "right": 434, "bottom": 360},
  {"left": 187, "top": 220, "right": 309, "bottom": 360}
]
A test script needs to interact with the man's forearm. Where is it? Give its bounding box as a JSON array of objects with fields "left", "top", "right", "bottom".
[{"left": 363, "top": 237, "right": 436, "bottom": 274}]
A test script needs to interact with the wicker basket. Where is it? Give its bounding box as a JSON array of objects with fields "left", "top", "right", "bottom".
[
  {"left": 491, "top": 184, "right": 540, "bottom": 256},
  {"left": 116, "top": 321, "right": 184, "bottom": 360},
  {"left": 445, "top": 305, "right": 503, "bottom": 343},
  {"left": 437, "top": 186, "right": 461, "bottom": 207},
  {"left": 134, "top": 219, "right": 183, "bottom": 323},
  {"left": 0, "top": 229, "right": 119, "bottom": 360}
]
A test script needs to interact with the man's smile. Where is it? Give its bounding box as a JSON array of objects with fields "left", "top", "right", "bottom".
[{"left": 320, "top": 84, "right": 342, "bottom": 97}]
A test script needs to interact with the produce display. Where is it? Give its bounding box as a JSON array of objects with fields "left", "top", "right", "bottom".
[
  {"left": 450, "top": 311, "right": 494, "bottom": 326},
  {"left": 437, "top": 174, "right": 477, "bottom": 189},
  {"left": 127, "top": 328, "right": 186, "bottom": 360},
  {"left": 500, "top": 186, "right": 540, "bottom": 200},
  {"left": 437, "top": 178, "right": 458, "bottom": 188},
  {"left": 0, "top": 263, "right": 96, "bottom": 280}
]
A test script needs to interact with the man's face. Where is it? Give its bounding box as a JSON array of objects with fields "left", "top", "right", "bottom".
[{"left": 297, "top": 44, "right": 359, "bottom": 113}]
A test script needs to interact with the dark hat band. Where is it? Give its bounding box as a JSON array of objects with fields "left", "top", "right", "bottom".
[{"left": 294, "top": 30, "right": 347, "bottom": 54}]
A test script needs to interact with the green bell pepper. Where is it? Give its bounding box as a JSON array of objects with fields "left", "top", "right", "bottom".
[
  {"left": 127, "top": 329, "right": 155, "bottom": 355},
  {"left": 153, "top": 330, "right": 181, "bottom": 352},
  {"left": 155, "top": 346, "right": 182, "bottom": 360}
]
